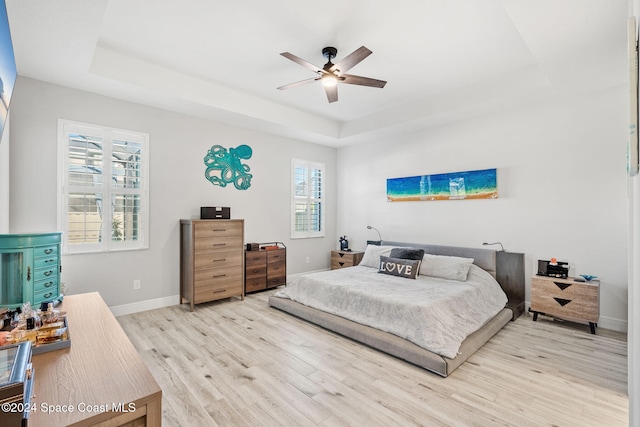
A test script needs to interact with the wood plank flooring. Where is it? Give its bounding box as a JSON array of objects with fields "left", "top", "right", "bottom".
[{"left": 117, "top": 289, "right": 628, "bottom": 427}]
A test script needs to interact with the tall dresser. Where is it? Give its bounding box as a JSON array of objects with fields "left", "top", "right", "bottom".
[
  {"left": 0, "top": 233, "right": 62, "bottom": 309},
  {"left": 180, "top": 219, "right": 244, "bottom": 311}
]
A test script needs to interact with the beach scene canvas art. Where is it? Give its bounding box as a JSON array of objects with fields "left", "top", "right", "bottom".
[{"left": 387, "top": 168, "right": 497, "bottom": 202}]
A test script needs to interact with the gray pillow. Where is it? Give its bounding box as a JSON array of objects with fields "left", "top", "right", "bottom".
[
  {"left": 419, "top": 254, "right": 474, "bottom": 281},
  {"left": 378, "top": 256, "right": 421, "bottom": 279},
  {"left": 389, "top": 247, "right": 425, "bottom": 261}
]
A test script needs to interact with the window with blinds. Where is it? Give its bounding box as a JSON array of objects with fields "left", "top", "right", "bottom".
[
  {"left": 58, "top": 120, "right": 149, "bottom": 254},
  {"left": 291, "top": 159, "right": 325, "bottom": 239}
]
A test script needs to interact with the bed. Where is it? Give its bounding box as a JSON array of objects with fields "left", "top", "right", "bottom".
[{"left": 268, "top": 241, "right": 524, "bottom": 377}]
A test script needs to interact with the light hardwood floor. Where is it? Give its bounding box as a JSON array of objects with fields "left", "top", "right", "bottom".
[{"left": 117, "top": 289, "right": 628, "bottom": 427}]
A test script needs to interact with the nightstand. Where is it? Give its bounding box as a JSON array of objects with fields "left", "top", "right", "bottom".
[
  {"left": 331, "top": 250, "right": 364, "bottom": 270},
  {"left": 529, "top": 275, "right": 600, "bottom": 334}
]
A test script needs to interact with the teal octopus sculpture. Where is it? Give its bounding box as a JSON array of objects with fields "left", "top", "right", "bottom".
[{"left": 204, "top": 144, "right": 253, "bottom": 190}]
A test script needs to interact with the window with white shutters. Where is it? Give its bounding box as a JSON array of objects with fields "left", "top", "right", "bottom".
[
  {"left": 58, "top": 120, "right": 149, "bottom": 254},
  {"left": 291, "top": 159, "right": 325, "bottom": 239}
]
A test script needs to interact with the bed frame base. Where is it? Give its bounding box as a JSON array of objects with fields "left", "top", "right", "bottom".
[{"left": 269, "top": 296, "right": 512, "bottom": 377}]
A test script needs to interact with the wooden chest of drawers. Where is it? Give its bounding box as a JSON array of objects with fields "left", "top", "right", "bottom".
[
  {"left": 245, "top": 244, "right": 286, "bottom": 293},
  {"left": 331, "top": 250, "right": 364, "bottom": 270},
  {"left": 530, "top": 275, "right": 600, "bottom": 333},
  {"left": 180, "top": 219, "right": 244, "bottom": 311}
]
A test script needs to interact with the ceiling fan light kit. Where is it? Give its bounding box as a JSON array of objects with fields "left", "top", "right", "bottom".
[{"left": 278, "top": 46, "right": 386, "bottom": 103}]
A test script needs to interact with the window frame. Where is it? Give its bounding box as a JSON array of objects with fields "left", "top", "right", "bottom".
[
  {"left": 57, "top": 119, "right": 150, "bottom": 254},
  {"left": 291, "top": 158, "right": 325, "bottom": 239}
]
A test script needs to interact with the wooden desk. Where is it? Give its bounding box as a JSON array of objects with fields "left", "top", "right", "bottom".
[{"left": 30, "top": 292, "right": 162, "bottom": 426}]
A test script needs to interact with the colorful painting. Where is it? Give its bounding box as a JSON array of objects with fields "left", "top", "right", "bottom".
[{"left": 387, "top": 168, "right": 497, "bottom": 202}]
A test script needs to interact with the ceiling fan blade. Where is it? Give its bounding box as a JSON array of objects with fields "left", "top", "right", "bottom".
[
  {"left": 277, "top": 77, "right": 320, "bottom": 90},
  {"left": 325, "top": 84, "right": 338, "bottom": 103},
  {"left": 341, "top": 74, "right": 387, "bottom": 88},
  {"left": 330, "top": 46, "right": 372, "bottom": 74},
  {"left": 280, "top": 52, "right": 324, "bottom": 74}
]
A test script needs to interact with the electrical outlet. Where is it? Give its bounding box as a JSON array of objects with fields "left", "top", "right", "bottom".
[
  {"left": 305, "top": 256, "right": 310, "bottom": 264},
  {"left": 133, "top": 279, "right": 141, "bottom": 290}
]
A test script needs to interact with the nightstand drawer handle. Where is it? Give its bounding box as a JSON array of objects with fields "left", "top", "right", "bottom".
[
  {"left": 213, "top": 258, "right": 226, "bottom": 262},
  {"left": 213, "top": 289, "right": 227, "bottom": 294},
  {"left": 339, "top": 253, "right": 345, "bottom": 258},
  {"left": 339, "top": 262, "right": 345, "bottom": 267},
  {"left": 213, "top": 274, "right": 227, "bottom": 278},
  {"left": 553, "top": 297, "right": 572, "bottom": 307},
  {"left": 553, "top": 282, "right": 571, "bottom": 290}
]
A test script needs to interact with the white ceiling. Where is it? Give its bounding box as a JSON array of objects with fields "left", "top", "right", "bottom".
[{"left": 5, "top": 0, "right": 630, "bottom": 147}]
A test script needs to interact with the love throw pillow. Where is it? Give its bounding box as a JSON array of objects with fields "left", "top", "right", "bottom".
[{"left": 378, "top": 256, "right": 420, "bottom": 279}]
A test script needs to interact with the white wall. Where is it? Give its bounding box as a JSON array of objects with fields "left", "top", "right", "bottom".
[
  {"left": 337, "top": 85, "right": 628, "bottom": 331},
  {"left": 8, "top": 77, "right": 337, "bottom": 307},
  {"left": 0, "top": 116, "right": 9, "bottom": 233},
  {"left": 629, "top": 4, "right": 639, "bottom": 427}
]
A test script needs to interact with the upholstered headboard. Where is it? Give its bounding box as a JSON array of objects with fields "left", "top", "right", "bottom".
[{"left": 380, "top": 241, "right": 525, "bottom": 319}]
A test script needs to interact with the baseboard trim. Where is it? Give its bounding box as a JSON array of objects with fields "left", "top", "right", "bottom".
[{"left": 110, "top": 294, "right": 180, "bottom": 317}]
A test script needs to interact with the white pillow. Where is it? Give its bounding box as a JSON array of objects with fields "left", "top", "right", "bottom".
[
  {"left": 359, "top": 245, "right": 397, "bottom": 268},
  {"left": 419, "top": 254, "right": 475, "bottom": 281}
]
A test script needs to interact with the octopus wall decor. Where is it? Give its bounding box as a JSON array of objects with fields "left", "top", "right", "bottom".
[{"left": 204, "top": 144, "right": 253, "bottom": 190}]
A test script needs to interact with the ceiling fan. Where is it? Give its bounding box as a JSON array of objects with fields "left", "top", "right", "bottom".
[{"left": 277, "top": 46, "right": 387, "bottom": 103}]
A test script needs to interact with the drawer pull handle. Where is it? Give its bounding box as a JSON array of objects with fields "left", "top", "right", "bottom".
[
  {"left": 339, "top": 262, "right": 345, "bottom": 267},
  {"left": 212, "top": 229, "right": 227, "bottom": 232},
  {"left": 44, "top": 271, "right": 53, "bottom": 277},
  {"left": 553, "top": 297, "right": 572, "bottom": 307},
  {"left": 45, "top": 259, "right": 54, "bottom": 263},
  {"left": 213, "top": 243, "right": 226, "bottom": 247},
  {"left": 44, "top": 249, "right": 53, "bottom": 254},
  {"left": 213, "top": 258, "right": 226, "bottom": 262},
  {"left": 553, "top": 282, "right": 571, "bottom": 291},
  {"left": 44, "top": 281, "right": 53, "bottom": 288},
  {"left": 27, "top": 266, "right": 31, "bottom": 281},
  {"left": 43, "top": 292, "right": 53, "bottom": 299},
  {"left": 213, "top": 274, "right": 227, "bottom": 278},
  {"left": 213, "top": 289, "right": 227, "bottom": 294}
]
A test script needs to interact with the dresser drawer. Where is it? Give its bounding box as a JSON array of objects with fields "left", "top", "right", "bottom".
[
  {"left": 34, "top": 245, "right": 58, "bottom": 259},
  {"left": 246, "top": 265, "right": 266, "bottom": 279},
  {"left": 267, "top": 262, "right": 285, "bottom": 277},
  {"left": 194, "top": 265, "right": 243, "bottom": 287},
  {"left": 34, "top": 256, "right": 58, "bottom": 270},
  {"left": 267, "top": 276, "right": 285, "bottom": 288},
  {"left": 194, "top": 221, "right": 243, "bottom": 238},
  {"left": 34, "top": 278, "right": 57, "bottom": 293},
  {"left": 194, "top": 283, "right": 243, "bottom": 304},
  {"left": 246, "top": 251, "right": 267, "bottom": 266},
  {"left": 34, "top": 268, "right": 57, "bottom": 283},
  {"left": 245, "top": 277, "right": 267, "bottom": 293},
  {"left": 267, "top": 249, "right": 286, "bottom": 264},
  {"left": 194, "top": 250, "right": 242, "bottom": 270},
  {"left": 34, "top": 287, "right": 58, "bottom": 304},
  {"left": 194, "top": 236, "right": 243, "bottom": 254}
]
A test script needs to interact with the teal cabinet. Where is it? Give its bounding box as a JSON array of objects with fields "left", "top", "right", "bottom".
[{"left": 0, "top": 233, "right": 62, "bottom": 309}]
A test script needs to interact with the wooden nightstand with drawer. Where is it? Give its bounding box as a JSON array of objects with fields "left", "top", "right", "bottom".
[
  {"left": 331, "top": 250, "right": 364, "bottom": 270},
  {"left": 530, "top": 275, "right": 600, "bottom": 334}
]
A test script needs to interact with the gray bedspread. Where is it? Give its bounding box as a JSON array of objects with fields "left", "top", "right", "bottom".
[{"left": 272, "top": 264, "right": 507, "bottom": 358}]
